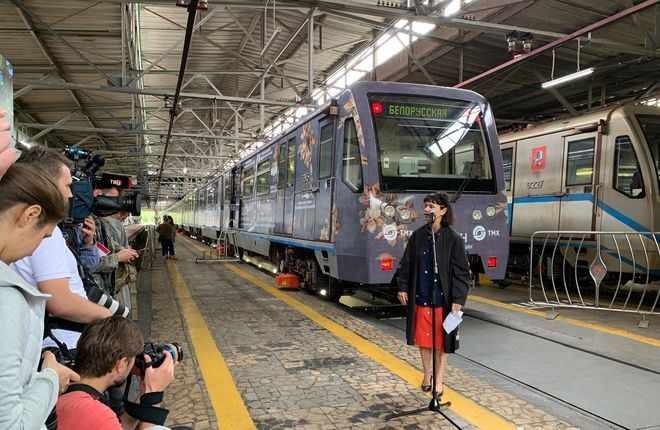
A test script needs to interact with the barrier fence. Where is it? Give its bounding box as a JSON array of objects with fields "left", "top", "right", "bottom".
[{"left": 529, "top": 231, "right": 660, "bottom": 327}]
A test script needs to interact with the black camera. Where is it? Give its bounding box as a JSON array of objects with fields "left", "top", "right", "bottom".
[
  {"left": 134, "top": 342, "right": 183, "bottom": 375},
  {"left": 63, "top": 147, "right": 142, "bottom": 222},
  {"left": 94, "top": 189, "right": 142, "bottom": 217}
]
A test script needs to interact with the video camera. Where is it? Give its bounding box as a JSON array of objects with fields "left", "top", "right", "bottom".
[{"left": 63, "top": 147, "right": 142, "bottom": 223}]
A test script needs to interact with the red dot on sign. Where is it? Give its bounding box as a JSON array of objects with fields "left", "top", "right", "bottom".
[{"left": 372, "top": 102, "right": 383, "bottom": 115}]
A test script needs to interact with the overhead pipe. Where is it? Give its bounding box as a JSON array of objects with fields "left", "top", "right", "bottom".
[{"left": 155, "top": 0, "right": 199, "bottom": 205}]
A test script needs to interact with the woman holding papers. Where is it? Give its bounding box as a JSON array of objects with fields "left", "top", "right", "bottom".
[{"left": 397, "top": 192, "right": 471, "bottom": 397}]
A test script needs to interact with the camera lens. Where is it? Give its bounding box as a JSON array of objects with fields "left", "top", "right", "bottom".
[
  {"left": 162, "top": 342, "right": 183, "bottom": 363},
  {"left": 123, "top": 190, "right": 142, "bottom": 216}
]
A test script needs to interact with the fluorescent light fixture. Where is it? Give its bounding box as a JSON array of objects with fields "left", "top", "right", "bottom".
[{"left": 542, "top": 68, "right": 594, "bottom": 89}]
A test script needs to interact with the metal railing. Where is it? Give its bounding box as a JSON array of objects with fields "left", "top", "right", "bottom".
[{"left": 529, "top": 231, "right": 660, "bottom": 327}]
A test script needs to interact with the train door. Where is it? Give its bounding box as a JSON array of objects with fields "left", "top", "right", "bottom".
[
  {"left": 293, "top": 122, "right": 319, "bottom": 241},
  {"left": 222, "top": 173, "right": 231, "bottom": 230},
  {"left": 511, "top": 134, "right": 563, "bottom": 238},
  {"left": 274, "top": 139, "right": 287, "bottom": 234},
  {"left": 314, "top": 120, "right": 336, "bottom": 241},
  {"left": 283, "top": 135, "right": 296, "bottom": 235},
  {"left": 559, "top": 132, "right": 600, "bottom": 231},
  {"left": 500, "top": 144, "right": 515, "bottom": 225},
  {"left": 229, "top": 167, "right": 239, "bottom": 229}
]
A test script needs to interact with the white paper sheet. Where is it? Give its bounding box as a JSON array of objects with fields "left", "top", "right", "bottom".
[{"left": 443, "top": 310, "right": 463, "bottom": 333}]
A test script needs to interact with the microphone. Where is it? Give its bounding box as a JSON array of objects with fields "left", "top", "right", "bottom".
[{"left": 427, "top": 211, "right": 436, "bottom": 224}]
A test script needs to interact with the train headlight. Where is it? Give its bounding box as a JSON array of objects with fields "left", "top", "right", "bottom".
[
  {"left": 399, "top": 207, "right": 412, "bottom": 222},
  {"left": 486, "top": 205, "right": 496, "bottom": 217},
  {"left": 472, "top": 209, "right": 483, "bottom": 221},
  {"left": 382, "top": 203, "right": 396, "bottom": 220}
]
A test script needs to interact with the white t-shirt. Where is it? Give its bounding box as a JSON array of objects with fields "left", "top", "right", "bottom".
[{"left": 11, "top": 226, "right": 88, "bottom": 349}]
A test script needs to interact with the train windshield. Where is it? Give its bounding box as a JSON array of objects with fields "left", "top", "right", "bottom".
[
  {"left": 636, "top": 114, "right": 660, "bottom": 193},
  {"left": 370, "top": 94, "right": 495, "bottom": 193}
]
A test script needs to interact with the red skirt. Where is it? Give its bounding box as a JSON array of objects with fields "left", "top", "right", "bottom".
[{"left": 414, "top": 305, "right": 444, "bottom": 349}]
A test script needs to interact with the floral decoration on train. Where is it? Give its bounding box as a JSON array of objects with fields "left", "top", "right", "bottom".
[
  {"left": 299, "top": 122, "right": 316, "bottom": 177},
  {"left": 320, "top": 204, "right": 340, "bottom": 241},
  {"left": 272, "top": 144, "right": 280, "bottom": 176},
  {"left": 331, "top": 204, "right": 340, "bottom": 241},
  {"left": 358, "top": 182, "right": 419, "bottom": 247}
]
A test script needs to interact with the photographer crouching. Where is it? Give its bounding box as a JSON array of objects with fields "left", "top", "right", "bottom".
[{"left": 56, "top": 316, "right": 181, "bottom": 430}]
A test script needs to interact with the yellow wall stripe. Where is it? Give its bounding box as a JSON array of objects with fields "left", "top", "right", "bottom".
[
  {"left": 165, "top": 260, "right": 256, "bottom": 429},
  {"left": 469, "top": 295, "right": 660, "bottom": 348}
]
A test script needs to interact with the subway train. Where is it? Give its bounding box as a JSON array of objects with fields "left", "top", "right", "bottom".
[
  {"left": 500, "top": 102, "right": 660, "bottom": 277},
  {"left": 168, "top": 81, "right": 509, "bottom": 298}
]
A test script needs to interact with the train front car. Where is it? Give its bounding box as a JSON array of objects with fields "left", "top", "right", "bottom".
[{"left": 333, "top": 82, "right": 509, "bottom": 289}]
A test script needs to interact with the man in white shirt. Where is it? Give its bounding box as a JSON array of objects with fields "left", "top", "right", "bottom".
[{"left": 11, "top": 147, "right": 111, "bottom": 350}]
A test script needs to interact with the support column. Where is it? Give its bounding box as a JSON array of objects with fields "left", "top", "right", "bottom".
[
  {"left": 260, "top": 77, "right": 265, "bottom": 132},
  {"left": 308, "top": 13, "right": 314, "bottom": 97}
]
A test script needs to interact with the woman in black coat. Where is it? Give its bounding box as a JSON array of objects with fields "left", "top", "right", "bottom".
[{"left": 397, "top": 192, "right": 471, "bottom": 397}]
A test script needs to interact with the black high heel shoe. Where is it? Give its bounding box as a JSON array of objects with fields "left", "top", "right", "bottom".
[{"left": 421, "top": 375, "right": 433, "bottom": 392}]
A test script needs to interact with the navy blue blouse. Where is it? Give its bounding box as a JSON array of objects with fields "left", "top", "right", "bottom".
[{"left": 415, "top": 231, "right": 444, "bottom": 308}]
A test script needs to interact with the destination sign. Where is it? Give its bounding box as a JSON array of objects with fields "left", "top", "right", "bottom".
[{"left": 374, "top": 101, "right": 450, "bottom": 120}]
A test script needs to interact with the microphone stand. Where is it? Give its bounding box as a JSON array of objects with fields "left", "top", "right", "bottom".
[{"left": 386, "top": 213, "right": 452, "bottom": 421}]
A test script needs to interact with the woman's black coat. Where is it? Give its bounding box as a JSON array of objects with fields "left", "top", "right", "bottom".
[{"left": 397, "top": 225, "right": 471, "bottom": 352}]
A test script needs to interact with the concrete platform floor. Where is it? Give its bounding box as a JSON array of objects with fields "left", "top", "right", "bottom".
[{"left": 138, "top": 236, "right": 615, "bottom": 430}]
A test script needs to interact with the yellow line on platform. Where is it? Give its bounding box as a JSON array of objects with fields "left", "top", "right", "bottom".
[
  {"left": 224, "top": 263, "right": 515, "bottom": 430},
  {"left": 469, "top": 295, "right": 660, "bottom": 348},
  {"left": 165, "top": 260, "right": 256, "bottom": 429},
  {"left": 179, "top": 237, "right": 514, "bottom": 430}
]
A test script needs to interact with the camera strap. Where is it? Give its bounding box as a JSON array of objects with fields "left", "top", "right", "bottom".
[
  {"left": 65, "top": 383, "right": 109, "bottom": 405},
  {"left": 123, "top": 373, "right": 169, "bottom": 426}
]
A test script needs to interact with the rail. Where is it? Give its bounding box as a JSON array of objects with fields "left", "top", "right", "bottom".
[{"left": 529, "top": 231, "right": 660, "bottom": 327}]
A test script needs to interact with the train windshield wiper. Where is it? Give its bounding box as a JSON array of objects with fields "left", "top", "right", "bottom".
[{"left": 451, "top": 162, "right": 476, "bottom": 203}]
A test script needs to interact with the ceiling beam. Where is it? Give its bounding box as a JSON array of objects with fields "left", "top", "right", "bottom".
[
  {"left": 14, "top": 79, "right": 312, "bottom": 108},
  {"left": 455, "top": 0, "right": 660, "bottom": 89},
  {"left": 15, "top": 122, "right": 259, "bottom": 141}
]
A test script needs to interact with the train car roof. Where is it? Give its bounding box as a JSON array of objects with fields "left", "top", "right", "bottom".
[{"left": 498, "top": 103, "right": 660, "bottom": 143}]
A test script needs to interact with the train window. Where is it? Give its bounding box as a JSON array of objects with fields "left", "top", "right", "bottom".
[
  {"left": 242, "top": 165, "right": 255, "bottom": 198},
  {"left": 343, "top": 118, "right": 363, "bottom": 192},
  {"left": 224, "top": 176, "right": 231, "bottom": 203},
  {"left": 208, "top": 183, "right": 217, "bottom": 208},
  {"left": 319, "top": 123, "right": 333, "bottom": 179},
  {"left": 256, "top": 160, "right": 270, "bottom": 196},
  {"left": 565, "top": 138, "right": 594, "bottom": 186},
  {"left": 636, "top": 115, "right": 660, "bottom": 193},
  {"left": 287, "top": 137, "right": 296, "bottom": 187},
  {"left": 501, "top": 148, "right": 513, "bottom": 191},
  {"left": 278, "top": 142, "right": 287, "bottom": 188},
  {"left": 613, "top": 136, "right": 644, "bottom": 198},
  {"left": 369, "top": 94, "right": 495, "bottom": 193}
]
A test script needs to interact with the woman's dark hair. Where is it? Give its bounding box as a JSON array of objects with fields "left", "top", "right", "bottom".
[
  {"left": 423, "top": 192, "right": 454, "bottom": 227},
  {"left": 0, "top": 163, "right": 68, "bottom": 226}
]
